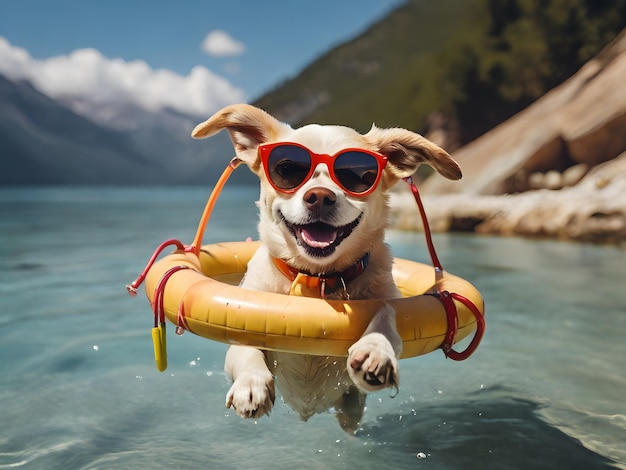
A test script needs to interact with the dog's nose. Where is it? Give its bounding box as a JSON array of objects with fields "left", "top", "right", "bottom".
[{"left": 303, "top": 187, "right": 336, "bottom": 212}]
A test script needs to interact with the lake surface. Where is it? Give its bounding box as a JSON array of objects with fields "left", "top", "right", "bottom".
[{"left": 0, "top": 186, "right": 624, "bottom": 469}]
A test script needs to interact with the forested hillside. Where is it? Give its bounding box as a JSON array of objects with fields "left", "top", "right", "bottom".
[{"left": 255, "top": 0, "right": 626, "bottom": 149}]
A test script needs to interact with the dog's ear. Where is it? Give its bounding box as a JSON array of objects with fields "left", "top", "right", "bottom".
[
  {"left": 191, "top": 104, "right": 290, "bottom": 170},
  {"left": 364, "top": 125, "right": 462, "bottom": 184}
]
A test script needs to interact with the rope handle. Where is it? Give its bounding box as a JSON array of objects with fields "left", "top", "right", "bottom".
[
  {"left": 126, "top": 158, "right": 242, "bottom": 299},
  {"left": 126, "top": 159, "right": 242, "bottom": 372},
  {"left": 404, "top": 177, "right": 485, "bottom": 360},
  {"left": 439, "top": 291, "right": 486, "bottom": 361},
  {"left": 125, "top": 238, "right": 187, "bottom": 296},
  {"left": 190, "top": 157, "right": 243, "bottom": 255},
  {"left": 125, "top": 237, "right": 191, "bottom": 372},
  {"left": 404, "top": 176, "right": 442, "bottom": 270}
]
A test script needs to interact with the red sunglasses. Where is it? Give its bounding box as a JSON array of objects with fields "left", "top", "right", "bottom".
[{"left": 258, "top": 142, "right": 388, "bottom": 197}]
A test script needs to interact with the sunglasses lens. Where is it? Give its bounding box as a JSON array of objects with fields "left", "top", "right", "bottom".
[
  {"left": 267, "top": 145, "right": 312, "bottom": 190},
  {"left": 334, "top": 152, "right": 380, "bottom": 194}
]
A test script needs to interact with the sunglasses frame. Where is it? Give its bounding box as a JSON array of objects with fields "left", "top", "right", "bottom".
[{"left": 258, "top": 141, "right": 388, "bottom": 197}]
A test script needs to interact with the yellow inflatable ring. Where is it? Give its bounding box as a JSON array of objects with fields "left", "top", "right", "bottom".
[{"left": 142, "top": 240, "right": 484, "bottom": 359}]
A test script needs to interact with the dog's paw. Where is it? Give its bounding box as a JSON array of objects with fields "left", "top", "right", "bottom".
[
  {"left": 225, "top": 370, "right": 275, "bottom": 419},
  {"left": 347, "top": 333, "right": 399, "bottom": 392}
]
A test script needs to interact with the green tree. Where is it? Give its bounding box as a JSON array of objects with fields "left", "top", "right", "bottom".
[{"left": 439, "top": 0, "right": 626, "bottom": 142}]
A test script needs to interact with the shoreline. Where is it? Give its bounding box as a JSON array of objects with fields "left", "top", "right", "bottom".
[{"left": 390, "top": 154, "right": 626, "bottom": 246}]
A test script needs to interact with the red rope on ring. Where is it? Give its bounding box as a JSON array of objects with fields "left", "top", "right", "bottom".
[
  {"left": 125, "top": 238, "right": 192, "bottom": 330},
  {"left": 440, "top": 291, "right": 486, "bottom": 361},
  {"left": 153, "top": 265, "right": 190, "bottom": 327},
  {"left": 125, "top": 239, "right": 187, "bottom": 296},
  {"left": 405, "top": 177, "right": 442, "bottom": 271},
  {"left": 404, "top": 177, "right": 485, "bottom": 360},
  {"left": 176, "top": 295, "right": 190, "bottom": 335},
  {"left": 439, "top": 291, "right": 458, "bottom": 354},
  {"left": 127, "top": 161, "right": 242, "bottom": 341}
]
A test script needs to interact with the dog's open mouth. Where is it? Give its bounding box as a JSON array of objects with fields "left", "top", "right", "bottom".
[{"left": 280, "top": 212, "right": 362, "bottom": 257}]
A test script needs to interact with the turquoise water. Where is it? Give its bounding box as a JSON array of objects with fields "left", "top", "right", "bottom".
[{"left": 0, "top": 186, "right": 624, "bottom": 469}]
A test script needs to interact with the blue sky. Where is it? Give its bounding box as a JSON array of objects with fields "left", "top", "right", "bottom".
[{"left": 0, "top": 0, "right": 401, "bottom": 116}]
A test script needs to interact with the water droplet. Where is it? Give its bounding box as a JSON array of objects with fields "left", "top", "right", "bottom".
[{"left": 417, "top": 452, "right": 427, "bottom": 459}]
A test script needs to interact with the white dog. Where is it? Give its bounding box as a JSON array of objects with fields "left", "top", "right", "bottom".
[{"left": 192, "top": 104, "right": 461, "bottom": 431}]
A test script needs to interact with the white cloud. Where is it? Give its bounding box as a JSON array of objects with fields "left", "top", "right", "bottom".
[
  {"left": 0, "top": 36, "right": 245, "bottom": 117},
  {"left": 201, "top": 30, "right": 246, "bottom": 57}
]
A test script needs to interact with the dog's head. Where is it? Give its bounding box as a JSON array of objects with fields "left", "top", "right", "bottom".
[{"left": 193, "top": 104, "right": 461, "bottom": 273}]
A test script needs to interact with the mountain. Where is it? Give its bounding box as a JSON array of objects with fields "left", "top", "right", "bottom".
[
  {"left": 253, "top": 0, "right": 469, "bottom": 134},
  {"left": 254, "top": 0, "right": 626, "bottom": 150},
  {"left": 0, "top": 74, "right": 254, "bottom": 186},
  {"left": 3, "top": 0, "right": 623, "bottom": 186}
]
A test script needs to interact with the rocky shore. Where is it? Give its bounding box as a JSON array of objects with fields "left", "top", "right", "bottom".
[
  {"left": 391, "top": 30, "right": 626, "bottom": 246},
  {"left": 391, "top": 152, "right": 626, "bottom": 245}
]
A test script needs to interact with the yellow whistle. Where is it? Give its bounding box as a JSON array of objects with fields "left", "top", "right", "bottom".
[{"left": 151, "top": 322, "right": 168, "bottom": 372}]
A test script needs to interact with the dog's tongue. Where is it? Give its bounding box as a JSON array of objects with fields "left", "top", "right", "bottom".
[{"left": 300, "top": 224, "right": 338, "bottom": 248}]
